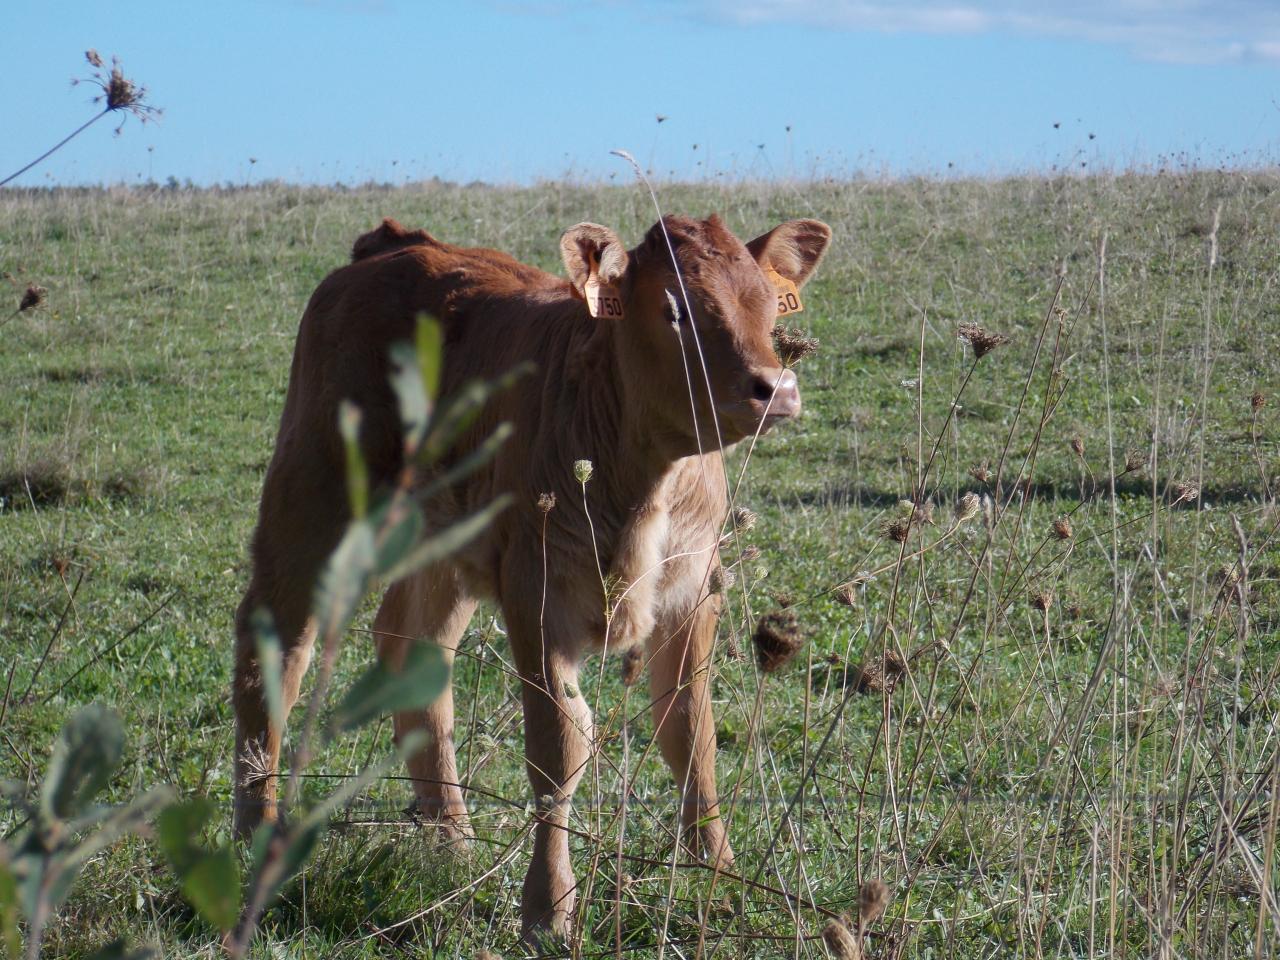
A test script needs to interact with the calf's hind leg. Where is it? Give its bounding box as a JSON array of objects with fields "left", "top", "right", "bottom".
[
  {"left": 232, "top": 565, "right": 322, "bottom": 837},
  {"left": 233, "top": 442, "right": 347, "bottom": 837},
  {"left": 372, "top": 566, "right": 477, "bottom": 844}
]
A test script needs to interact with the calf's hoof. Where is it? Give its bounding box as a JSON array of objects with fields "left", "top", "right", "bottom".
[
  {"left": 521, "top": 869, "right": 576, "bottom": 949},
  {"left": 408, "top": 802, "right": 475, "bottom": 852},
  {"left": 685, "top": 818, "right": 735, "bottom": 871}
]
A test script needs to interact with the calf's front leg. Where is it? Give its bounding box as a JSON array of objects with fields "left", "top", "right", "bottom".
[
  {"left": 648, "top": 592, "right": 734, "bottom": 869},
  {"left": 509, "top": 612, "right": 594, "bottom": 942}
]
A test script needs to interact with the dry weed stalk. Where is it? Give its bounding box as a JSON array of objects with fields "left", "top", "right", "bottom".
[{"left": 1, "top": 51, "right": 160, "bottom": 188}]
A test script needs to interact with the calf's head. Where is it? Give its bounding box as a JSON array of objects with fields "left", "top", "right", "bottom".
[{"left": 561, "top": 214, "right": 831, "bottom": 453}]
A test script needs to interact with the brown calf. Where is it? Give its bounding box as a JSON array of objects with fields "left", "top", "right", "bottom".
[{"left": 232, "top": 212, "right": 831, "bottom": 940}]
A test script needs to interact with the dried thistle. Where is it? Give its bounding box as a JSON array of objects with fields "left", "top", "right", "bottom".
[
  {"left": 772, "top": 324, "right": 819, "bottom": 366},
  {"left": 821, "top": 916, "right": 861, "bottom": 959},
  {"left": 620, "top": 646, "right": 644, "bottom": 687},
  {"left": 752, "top": 609, "right": 803, "bottom": 674},
  {"left": 883, "top": 517, "right": 912, "bottom": 544},
  {"left": 849, "top": 650, "right": 905, "bottom": 694},
  {"left": 76, "top": 52, "right": 160, "bottom": 129},
  {"left": 1070, "top": 435, "right": 1085, "bottom": 459},
  {"left": 1122, "top": 448, "right": 1147, "bottom": 475},
  {"left": 1171, "top": 481, "right": 1200, "bottom": 506},
  {"left": 957, "top": 322, "right": 1010, "bottom": 360},
  {"left": 708, "top": 565, "right": 736, "bottom": 594},
  {"left": 1051, "top": 516, "right": 1073, "bottom": 540},
  {"left": 18, "top": 285, "right": 46, "bottom": 314},
  {"left": 1251, "top": 391, "right": 1266, "bottom": 412},
  {"left": 738, "top": 545, "right": 762, "bottom": 563},
  {"left": 858, "top": 878, "right": 890, "bottom": 928},
  {"left": 834, "top": 583, "right": 857, "bottom": 607},
  {"left": 730, "top": 506, "right": 757, "bottom": 534},
  {"left": 969, "top": 461, "right": 992, "bottom": 484},
  {"left": 536, "top": 492, "right": 556, "bottom": 514},
  {"left": 954, "top": 492, "right": 981, "bottom": 524},
  {"left": 1030, "top": 589, "right": 1053, "bottom": 612}
]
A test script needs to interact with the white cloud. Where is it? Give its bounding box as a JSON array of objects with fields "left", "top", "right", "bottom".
[{"left": 688, "top": 0, "right": 1280, "bottom": 64}]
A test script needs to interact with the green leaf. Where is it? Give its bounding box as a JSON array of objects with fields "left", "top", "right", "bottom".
[
  {"left": 417, "top": 422, "right": 513, "bottom": 501},
  {"left": 40, "top": 704, "right": 124, "bottom": 822},
  {"left": 338, "top": 400, "right": 368, "bottom": 519},
  {"left": 328, "top": 643, "right": 449, "bottom": 735},
  {"left": 251, "top": 610, "right": 285, "bottom": 731},
  {"left": 389, "top": 340, "right": 429, "bottom": 452},
  {"left": 0, "top": 860, "right": 19, "bottom": 960},
  {"left": 378, "top": 495, "right": 512, "bottom": 586},
  {"left": 311, "top": 520, "right": 376, "bottom": 640},
  {"left": 157, "top": 797, "right": 215, "bottom": 875},
  {"left": 47, "top": 788, "right": 173, "bottom": 915},
  {"left": 370, "top": 496, "right": 426, "bottom": 578},
  {"left": 415, "top": 314, "right": 442, "bottom": 402},
  {"left": 180, "top": 849, "right": 241, "bottom": 932},
  {"left": 423, "top": 362, "right": 532, "bottom": 462}
]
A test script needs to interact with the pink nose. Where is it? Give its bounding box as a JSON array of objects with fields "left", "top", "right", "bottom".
[{"left": 752, "top": 368, "right": 801, "bottom": 419}]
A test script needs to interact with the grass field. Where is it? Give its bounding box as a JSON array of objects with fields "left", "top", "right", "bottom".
[{"left": 2, "top": 171, "right": 1278, "bottom": 958}]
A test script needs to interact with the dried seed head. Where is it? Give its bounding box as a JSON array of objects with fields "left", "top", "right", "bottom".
[
  {"left": 850, "top": 650, "right": 904, "bottom": 694},
  {"left": 536, "top": 492, "right": 556, "bottom": 514},
  {"left": 834, "top": 583, "right": 857, "bottom": 607},
  {"left": 708, "top": 565, "right": 736, "bottom": 594},
  {"left": 76, "top": 53, "right": 160, "bottom": 130},
  {"left": 1070, "top": 435, "right": 1085, "bottom": 459},
  {"left": 969, "top": 461, "right": 992, "bottom": 484},
  {"left": 955, "top": 492, "right": 981, "bottom": 524},
  {"left": 1031, "top": 589, "right": 1053, "bottom": 611},
  {"left": 883, "top": 517, "right": 912, "bottom": 543},
  {"left": 731, "top": 507, "right": 757, "bottom": 534},
  {"left": 821, "top": 916, "right": 861, "bottom": 959},
  {"left": 739, "top": 545, "right": 762, "bottom": 563},
  {"left": 620, "top": 646, "right": 644, "bottom": 687},
  {"left": 772, "top": 324, "right": 819, "bottom": 366},
  {"left": 1251, "top": 391, "right": 1266, "bottom": 412},
  {"left": 772, "top": 591, "right": 794, "bottom": 609},
  {"left": 1123, "top": 448, "right": 1147, "bottom": 474},
  {"left": 1052, "top": 516, "right": 1073, "bottom": 540},
  {"left": 752, "top": 609, "right": 804, "bottom": 674},
  {"left": 573, "top": 459, "right": 593, "bottom": 484},
  {"left": 18, "top": 285, "right": 46, "bottom": 313},
  {"left": 1171, "top": 481, "right": 1200, "bottom": 506},
  {"left": 957, "top": 322, "right": 1010, "bottom": 360},
  {"left": 858, "top": 879, "right": 890, "bottom": 927}
]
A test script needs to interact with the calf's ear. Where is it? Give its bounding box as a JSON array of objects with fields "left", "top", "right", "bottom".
[
  {"left": 747, "top": 219, "right": 832, "bottom": 287},
  {"left": 560, "top": 223, "right": 628, "bottom": 295}
]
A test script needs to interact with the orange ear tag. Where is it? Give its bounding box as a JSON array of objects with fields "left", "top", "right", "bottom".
[
  {"left": 584, "top": 250, "right": 625, "bottom": 319},
  {"left": 765, "top": 266, "right": 803, "bottom": 317}
]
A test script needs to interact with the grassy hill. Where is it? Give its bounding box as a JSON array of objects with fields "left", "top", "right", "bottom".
[{"left": 2, "top": 172, "right": 1277, "bottom": 958}]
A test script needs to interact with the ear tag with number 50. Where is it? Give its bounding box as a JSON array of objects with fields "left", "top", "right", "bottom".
[
  {"left": 765, "top": 266, "right": 803, "bottom": 317},
  {"left": 584, "top": 250, "right": 625, "bottom": 319}
]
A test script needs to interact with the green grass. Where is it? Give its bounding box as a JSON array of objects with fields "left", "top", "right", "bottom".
[{"left": 2, "top": 172, "right": 1278, "bottom": 958}]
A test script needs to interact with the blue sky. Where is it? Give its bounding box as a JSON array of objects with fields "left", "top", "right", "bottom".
[{"left": 7, "top": 1, "right": 1280, "bottom": 185}]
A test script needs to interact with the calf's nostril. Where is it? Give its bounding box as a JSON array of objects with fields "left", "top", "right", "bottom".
[{"left": 751, "top": 377, "right": 778, "bottom": 403}]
